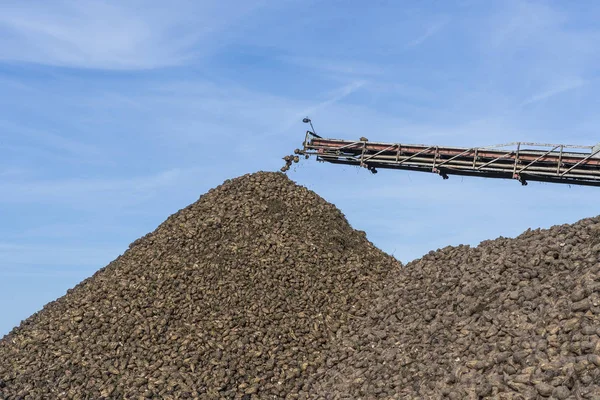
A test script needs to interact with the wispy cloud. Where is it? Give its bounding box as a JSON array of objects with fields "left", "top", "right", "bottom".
[
  {"left": 279, "top": 56, "right": 384, "bottom": 77},
  {"left": 0, "top": 167, "right": 30, "bottom": 179},
  {"left": 0, "top": 168, "right": 202, "bottom": 207},
  {"left": 137, "top": 78, "right": 370, "bottom": 143},
  {"left": 407, "top": 18, "right": 449, "bottom": 47},
  {"left": 0, "top": 242, "right": 118, "bottom": 270},
  {"left": 520, "top": 78, "right": 588, "bottom": 106},
  {"left": 276, "top": 81, "right": 367, "bottom": 134},
  {"left": 482, "top": 1, "right": 600, "bottom": 81},
  {"left": 0, "top": 119, "right": 104, "bottom": 162},
  {"left": 303, "top": 81, "right": 367, "bottom": 114},
  {"left": 0, "top": 0, "right": 266, "bottom": 69},
  {"left": 488, "top": 1, "right": 564, "bottom": 49}
]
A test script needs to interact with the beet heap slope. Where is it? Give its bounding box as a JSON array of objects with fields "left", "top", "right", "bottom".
[
  {"left": 0, "top": 172, "right": 400, "bottom": 399},
  {"left": 2, "top": 171, "right": 600, "bottom": 400}
]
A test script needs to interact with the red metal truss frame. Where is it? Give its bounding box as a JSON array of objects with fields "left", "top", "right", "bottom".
[{"left": 301, "top": 131, "right": 600, "bottom": 187}]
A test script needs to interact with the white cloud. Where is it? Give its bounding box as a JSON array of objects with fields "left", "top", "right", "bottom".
[
  {"left": 288, "top": 81, "right": 367, "bottom": 130},
  {"left": 407, "top": 18, "right": 449, "bottom": 47},
  {"left": 520, "top": 78, "right": 588, "bottom": 106},
  {"left": 0, "top": 167, "right": 30, "bottom": 179},
  {"left": 0, "top": 168, "right": 201, "bottom": 207},
  {"left": 279, "top": 56, "right": 385, "bottom": 77},
  {"left": 0, "top": 242, "right": 117, "bottom": 269},
  {"left": 488, "top": 1, "right": 564, "bottom": 48},
  {"left": 0, "top": 0, "right": 266, "bottom": 69},
  {"left": 483, "top": 1, "right": 600, "bottom": 79},
  {"left": 0, "top": 119, "right": 103, "bottom": 161},
  {"left": 105, "top": 78, "right": 369, "bottom": 145}
]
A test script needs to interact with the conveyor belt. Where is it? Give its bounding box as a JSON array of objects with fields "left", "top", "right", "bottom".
[{"left": 300, "top": 131, "right": 600, "bottom": 186}]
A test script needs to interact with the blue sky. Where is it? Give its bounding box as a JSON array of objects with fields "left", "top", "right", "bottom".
[{"left": 1, "top": 0, "right": 600, "bottom": 336}]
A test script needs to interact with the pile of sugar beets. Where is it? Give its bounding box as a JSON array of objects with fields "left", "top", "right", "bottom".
[{"left": 1, "top": 172, "right": 599, "bottom": 399}]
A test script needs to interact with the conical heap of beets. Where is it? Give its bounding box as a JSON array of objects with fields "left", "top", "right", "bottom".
[{"left": 0, "top": 172, "right": 400, "bottom": 399}]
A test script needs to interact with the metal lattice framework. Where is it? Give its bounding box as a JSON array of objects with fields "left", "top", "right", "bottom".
[{"left": 301, "top": 131, "right": 600, "bottom": 187}]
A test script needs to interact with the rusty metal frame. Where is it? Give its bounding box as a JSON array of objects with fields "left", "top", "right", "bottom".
[
  {"left": 517, "top": 145, "right": 560, "bottom": 174},
  {"left": 301, "top": 131, "right": 600, "bottom": 186},
  {"left": 362, "top": 144, "right": 398, "bottom": 162},
  {"left": 395, "top": 146, "right": 434, "bottom": 165},
  {"left": 437, "top": 148, "right": 475, "bottom": 167},
  {"left": 474, "top": 151, "right": 514, "bottom": 170},
  {"left": 560, "top": 147, "right": 600, "bottom": 176}
]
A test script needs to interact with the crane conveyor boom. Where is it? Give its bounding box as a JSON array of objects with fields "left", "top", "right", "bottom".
[{"left": 299, "top": 130, "right": 600, "bottom": 187}]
